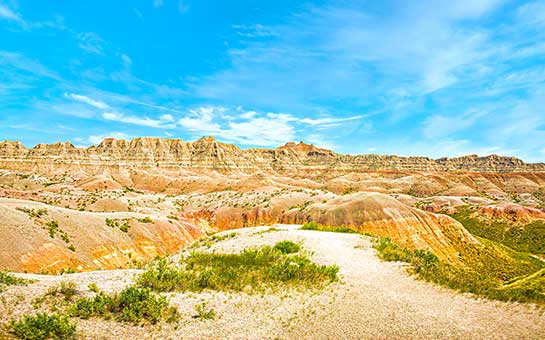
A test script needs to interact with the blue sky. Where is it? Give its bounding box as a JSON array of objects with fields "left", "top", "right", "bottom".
[{"left": 1, "top": 0, "right": 545, "bottom": 161}]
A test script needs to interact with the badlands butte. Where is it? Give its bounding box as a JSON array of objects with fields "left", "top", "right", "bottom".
[{"left": 1, "top": 136, "right": 545, "bottom": 272}]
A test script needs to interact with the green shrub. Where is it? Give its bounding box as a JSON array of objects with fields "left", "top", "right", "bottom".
[
  {"left": 0, "top": 271, "right": 29, "bottom": 292},
  {"left": 194, "top": 302, "right": 216, "bottom": 320},
  {"left": 9, "top": 313, "right": 76, "bottom": 340},
  {"left": 105, "top": 218, "right": 130, "bottom": 233},
  {"left": 138, "top": 244, "right": 339, "bottom": 293},
  {"left": 88, "top": 283, "right": 99, "bottom": 293},
  {"left": 45, "top": 221, "right": 59, "bottom": 238},
  {"left": 138, "top": 217, "right": 153, "bottom": 223},
  {"left": 273, "top": 240, "right": 301, "bottom": 254},
  {"left": 69, "top": 286, "right": 178, "bottom": 324},
  {"left": 46, "top": 282, "right": 78, "bottom": 302},
  {"left": 16, "top": 207, "right": 48, "bottom": 218}
]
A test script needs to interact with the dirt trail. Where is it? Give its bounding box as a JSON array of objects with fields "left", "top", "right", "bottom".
[{"left": 3, "top": 225, "right": 545, "bottom": 339}]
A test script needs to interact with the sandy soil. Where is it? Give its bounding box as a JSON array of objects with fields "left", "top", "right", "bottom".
[{"left": 1, "top": 225, "right": 544, "bottom": 339}]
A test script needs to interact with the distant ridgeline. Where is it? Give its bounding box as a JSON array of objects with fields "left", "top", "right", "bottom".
[{"left": 0, "top": 137, "right": 544, "bottom": 173}]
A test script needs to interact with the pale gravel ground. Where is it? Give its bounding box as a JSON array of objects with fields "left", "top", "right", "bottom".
[{"left": 1, "top": 224, "right": 544, "bottom": 339}]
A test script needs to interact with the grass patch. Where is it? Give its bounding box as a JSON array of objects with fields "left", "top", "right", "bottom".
[
  {"left": 373, "top": 237, "right": 545, "bottom": 304},
  {"left": 138, "top": 217, "right": 154, "bottom": 223},
  {"left": 301, "top": 221, "right": 359, "bottom": 234},
  {"left": 69, "top": 286, "right": 178, "bottom": 324},
  {"left": 189, "top": 232, "right": 237, "bottom": 249},
  {"left": 46, "top": 282, "right": 79, "bottom": 302},
  {"left": 16, "top": 207, "right": 48, "bottom": 218},
  {"left": 138, "top": 241, "right": 338, "bottom": 293},
  {"left": 45, "top": 221, "right": 59, "bottom": 238},
  {"left": 105, "top": 218, "right": 130, "bottom": 233},
  {"left": 253, "top": 227, "right": 280, "bottom": 235},
  {"left": 8, "top": 313, "right": 76, "bottom": 340},
  {"left": 193, "top": 302, "right": 216, "bottom": 320},
  {"left": 273, "top": 240, "right": 301, "bottom": 254},
  {"left": 0, "top": 271, "right": 29, "bottom": 292},
  {"left": 451, "top": 208, "right": 545, "bottom": 254}
]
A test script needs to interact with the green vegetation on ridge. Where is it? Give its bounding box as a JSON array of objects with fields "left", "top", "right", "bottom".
[
  {"left": 451, "top": 207, "right": 545, "bottom": 254},
  {"left": 373, "top": 237, "right": 545, "bottom": 304}
]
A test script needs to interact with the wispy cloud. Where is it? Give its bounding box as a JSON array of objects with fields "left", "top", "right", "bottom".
[
  {"left": 0, "top": 3, "right": 26, "bottom": 26},
  {"left": 66, "top": 93, "right": 109, "bottom": 109},
  {"left": 178, "top": 0, "right": 190, "bottom": 14},
  {"left": 177, "top": 106, "right": 363, "bottom": 146},
  {"left": 77, "top": 32, "right": 105, "bottom": 55},
  {"left": 102, "top": 112, "right": 177, "bottom": 128}
]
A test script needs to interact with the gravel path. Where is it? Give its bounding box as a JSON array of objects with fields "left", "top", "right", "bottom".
[{"left": 2, "top": 225, "right": 544, "bottom": 339}]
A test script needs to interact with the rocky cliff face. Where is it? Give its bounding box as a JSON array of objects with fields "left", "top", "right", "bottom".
[{"left": 1, "top": 137, "right": 544, "bottom": 173}]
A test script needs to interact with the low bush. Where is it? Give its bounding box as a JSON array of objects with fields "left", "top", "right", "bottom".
[
  {"left": 69, "top": 286, "right": 178, "bottom": 324},
  {"left": 0, "top": 271, "right": 29, "bottom": 292},
  {"left": 193, "top": 302, "right": 216, "bottom": 320},
  {"left": 9, "top": 313, "right": 76, "bottom": 340},
  {"left": 138, "top": 217, "right": 154, "bottom": 223},
  {"left": 273, "top": 240, "right": 301, "bottom": 254},
  {"left": 46, "top": 282, "right": 79, "bottom": 302}
]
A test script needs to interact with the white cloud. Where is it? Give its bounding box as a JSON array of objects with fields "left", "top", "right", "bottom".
[
  {"left": 77, "top": 32, "right": 105, "bottom": 55},
  {"left": 517, "top": 1, "right": 545, "bottom": 27},
  {"left": 178, "top": 0, "right": 190, "bottom": 13},
  {"left": 177, "top": 106, "right": 363, "bottom": 147},
  {"left": 0, "top": 50, "right": 60, "bottom": 80},
  {"left": 102, "top": 112, "right": 176, "bottom": 128},
  {"left": 160, "top": 114, "right": 174, "bottom": 122},
  {"left": 0, "top": 4, "right": 25, "bottom": 26},
  {"left": 66, "top": 93, "right": 109, "bottom": 109},
  {"left": 121, "top": 54, "right": 132, "bottom": 67},
  {"left": 88, "top": 132, "right": 130, "bottom": 145},
  {"left": 422, "top": 110, "right": 488, "bottom": 139},
  {"left": 178, "top": 107, "right": 221, "bottom": 132},
  {"left": 298, "top": 115, "right": 363, "bottom": 127}
]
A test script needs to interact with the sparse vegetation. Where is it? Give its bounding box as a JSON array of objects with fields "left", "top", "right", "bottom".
[
  {"left": 193, "top": 302, "right": 216, "bottom": 320},
  {"left": 16, "top": 207, "right": 48, "bottom": 218},
  {"left": 8, "top": 313, "right": 76, "bottom": 340},
  {"left": 373, "top": 237, "right": 545, "bottom": 304},
  {"left": 105, "top": 218, "right": 131, "bottom": 233},
  {"left": 69, "top": 286, "right": 178, "bottom": 324},
  {"left": 451, "top": 208, "right": 545, "bottom": 254},
  {"left": 273, "top": 240, "right": 301, "bottom": 254},
  {"left": 138, "top": 216, "right": 154, "bottom": 223},
  {"left": 301, "top": 221, "right": 358, "bottom": 234},
  {"left": 253, "top": 227, "right": 280, "bottom": 235},
  {"left": 138, "top": 241, "right": 339, "bottom": 293},
  {"left": 0, "top": 271, "right": 29, "bottom": 292},
  {"left": 45, "top": 220, "right": 59, "bottom": 238},
  {"left": 88, "top": 283, "right": 99, "bottom": 293},
  {"left": 46, "top": 281, "right": 79, "bottom": 302}
]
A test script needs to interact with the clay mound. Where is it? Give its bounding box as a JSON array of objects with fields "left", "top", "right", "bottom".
[
  {"left": 0, "top": 198, "right": 204, "bottom": 273},
  {"left": 477, "top": 203, "right": 545, "bottom": 224},
  {"left": 193, "top": 190, "right": 479, "bottom": 264},
  {"left": 304, "top": 193, "right": 479, "bottom": 263},
  {"left": 86, "top": 198, "right": 129, "bottom": 212},
  {"left": 77, "top": 175, "right": 123, "bottom": 191}
]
